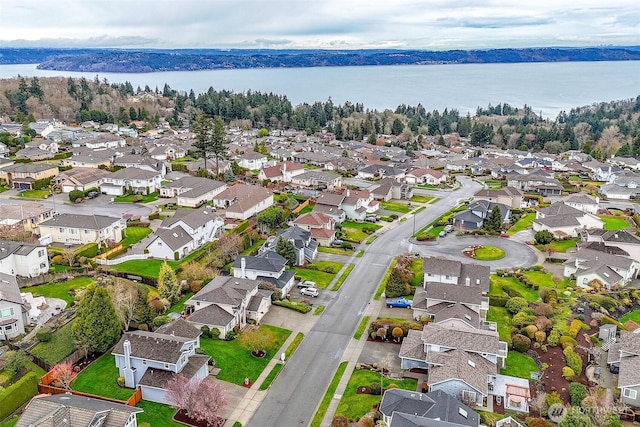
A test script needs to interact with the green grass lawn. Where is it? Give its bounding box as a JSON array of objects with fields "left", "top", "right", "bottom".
[
  {"left": 473, "top": 246, "right": 506, "bottom": 260},
  {"left": 318, "top": 246, "right": 354, "bottom": 256},
  {"left": 332, "top": 264, "right": 354, "bottom": 291},
  {"left": 240, "top": 239, "right": 266, "bottom": 256},
  {"left": 0, "top": 417, "right": 18, "bottom": 427},
  {"left": 620, "top": 309, "right": 640, "bottom": 324},
  {"left": 108, "top": 259, "right": 180, "bottom": 278},
  {"left": 598, "top": 215, "right": 632, "bottom": 230},
  {"left": 522, "top": 271, "right": 569, "bottom": 290},
  {"left": 72, "top": 354, "right": 134, "bottom": 401},
  {"left": 341, "top": 221, "right": 382, "bottom": 243},
  {"left": 298, "top": 205, "right": 314, "bottom": 215},
  {"left": 19, "top": 189, "right": 50, "bottom": 199},
  {"left": 259, "top": 363, "right": 284, "bottom": 390},
  {"left": 113, "top": 192, "right": 159, "bottom": 203},
  {"left": 168, "top": 291, "right": 194, "bottom": 314},
  {"left": 409, "top": 195, "right": 433, "bottom": 203},
  {"left": 415, "top": 184, "right": 438, "bottom": 189},
  {"left": 482, "top": 179, "right": 506, "bottom": 189},
  {"left": 500, "top": 352, "right": 538, "bottom": 379},
  {"left": 334, "top": 370, "right": 417, "bottom": 421},
  {"left": 30, "top": 322, "right": 76, "bottom": 366},
  {"left": 379, "top": 201, "right": 411, "bottom": 213},
  {"left": 295, "top": 262, "right": 342, "bottom": 289},
  {"left": 507, "top": 212, "right": 536, "bottom": 235},
  {"left": 490, "top": 275, "right": 539, "bottom": 302},
  {"left": 487, "top": 306, "right": 512, "bottom": 343},
  {"left": 536, "top": 239, "right": 578, "bottom": 253},
  {"left": 310, "top": 361, "right": 348, "bottom": 427},
  {"left": 120, "top": 226, "right": 152, "bottom": 247},
  {"left": 23, "top": 277, "right": 95, "bottom": 305},
  {"left": 136, "top": 400, "right": 182, "bottom": 426},
  {"left": 199, "top": 325, "right": 291, "bottom": 385}
]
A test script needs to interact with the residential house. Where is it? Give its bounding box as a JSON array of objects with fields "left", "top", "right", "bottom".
[
  {"left": 38, "top": 213, "right": 124, "bottom": 245},
  {"left": 185, "top": 276, "right": 272, "bottom": 339},
  {"left": 313, "top": 192, "right": 346, "bottom": 223},
  {"left": 112, "top": 319, "right": 210, "bottom": 403},
  {"left": 398, "top": 322, "right": 508, "bottom": 407},
  {"left": 379, "top": 389, "right": 479, "bottom": 427},
  {"left": 358, "top": 164, "right": 406, "bottom": 181},
  {"left": 532, "top": 202, "right": 603, "bottom": 238},
  {"left": 158, "top": 176, "right": 227, "bottom": 208},
  {"left": 100, "top": 167, "right": 162, "bottom": 196},
  {"left": 113, "top": 155, "right": 167, "bottom": 177},
  {"left": 74, "top": 133, "right": 125, "bottom": 149},
  {"left": 473, "top": 187, "right": 523, "bottom": 210},
  {"left": 291, "top": 170, "right": 343, "bottom": 191},
  {"left": 0, "top": 240, "right": 49, "bottom": 277},
  {"left": 563, "top": 193, "right": 600, "bottom": 214},
  {"left": 370, "top": 177, "right": 413, "bottom": 201},
  {"left": 0, "top": 163, "right": 58, "bottom": 190},
  {"left": 146, "top": 208, "right": 224, "bottom": 260},
  {"left": 15, "top": 146, "right": 56, "bottom": 161},
  {"left": 411, "top": 258, "right": 491, "bottom": 330},
  {"left": 585, "top": 229, "right": 640, "bottom": 260},
  {"left": 610, "top": 156, "right": 640, "bottom": 171},
  {"left": 61, "top": 152, "right": 114, "bottom": 169},
  {"left": 258, "top": 226, "right": 318, "bottom": 266},
  {"left": 506, "top": 169, "right": 562, "bottom": 196},
  {"left": 594, "top": 165, "right": 624, "bottom": 183},
  {"left": 232, "top": 253, "right": 296, "bottom": 296},
  {"left": 405, "top": 168, "right": 446, "bottom": 186},
  {"left": 599, "top": 183, "right": 637, "bottom": 200},
  {"left": 212, "top": 183, "right": 274, "bottom": 220},
  {"left": 237, "top": 151, "right": 269, "bottom": 170},
  {"left": 291, "top": 212, "right": 336, "bottom": 246},
  {"left": 0, "top": 202, "right": 54, "bottom": 232},
  {"left": 607, "top": 331, "right": 640, "bottom": 408},
  {"left": 563, "top": 247, "right": 639, "bottom": 289},
  {"left": 0, "top": 142, "right": 8, "bottom": 158},
  {"left": 0, "top": 273, "right": 29, "bottom": 340},
  {"left": 55, "top": 167, "right": 111, "bottom": 193},
  {"left": 15, "top": 394, "right": 142, "bottom": 427},
  {"left": 258, "top": 161, "right": 305, "bottom": 183},
  {"left": 452, "top": 200, "right": 510, "bottom": 230}
]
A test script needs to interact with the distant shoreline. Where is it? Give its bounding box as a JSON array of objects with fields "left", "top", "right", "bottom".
[{"left": 1, "top": 46, "right": 639, "bottom": 73}]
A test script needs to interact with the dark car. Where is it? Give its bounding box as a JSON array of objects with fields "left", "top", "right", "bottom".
[{"left": 87, "top": 191, "right": 99, "bottom": 199}]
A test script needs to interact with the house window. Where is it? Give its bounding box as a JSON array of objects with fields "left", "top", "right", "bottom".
[
  {"left": 84, "top": 230, "right": 90, "bottom": 234},
  {"left": 38, "top": 250, "right": 45, "bottom": 257},
  {"left": 445, "top": 275, "right": 451, "bottom": 280},
  {"left": 142, "top": 360, "right": 147, "bottom": 365},
  {"left": 623, "top": 388, "right": 637, "bottom": 400},
  {"left": 1, "top": 308, "right": 14, "bottom": 317},
  {"left": 59, "top": 228, "right": 65, "bottom": 233},
  {"left": 164, "top": 363, "right": 169, "bottom": 369},
  {"left": 462, "top": 390, "right": 476, "bottom": 403}
]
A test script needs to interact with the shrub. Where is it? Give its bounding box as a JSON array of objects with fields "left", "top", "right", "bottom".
[
  {"left": 563, "top": 346, "right": 583, "bottom": 375},
  {"left": 506, "top": 297, "right": 528, "bottom": 314},
  {"left": 0, "top": 371, "right": 40, "bottom": 420},
  {"left": 368, "top": 382, "right": 382, "bottom": 395},
  {"left": 545, "top": 391, "right": 563, "bottom": 408},
  {"left": 569, "top": 382, "right": 587, "bottom": 407},
  {"left": 547, "top": 328, "right": 561, "bottom": 347},
  {"left": 512, "top": 311, "right": 536, "bottom": 327},
  {"left": 512, "top": 334, "right": 532, "bottom": 352},
  {"left": 534, "top": 330, "right": 547, "bottom": 343},
  {"left": 200, "top": 325, "right": 211, "bottom": 339},
  {"left": 523, "top": 324, "right": 538, "bottom": 338},
  {"left": 36, "top": 326, "right": 52, "bottom": 342},
  {"left": 569, "top": 319, "right": 585, "bottom": 338},
  {"left": 502, "top": 285, "right": 524, "bottom": 298},
  {"left": 559, "top": 336, "right": 577, "bottom": 348},
  {"left": 489, "top": 295, "right": 509, "bottom": 307},
  {"left": 562, "top": 366, "right": 575, "bottom": 380},
  {"left": 210, "top": 328, "right": 221, "bottom": 339},
  {"left": 535, "top": 230, "right": 554, "bottom": 245},
  {"left": 51, "top": 255, "right": 63, "bottom": 265},
  {"left": 225, "top": 329, "right": 238, "bottom": 341},
  {"left": 68, "top": 189, "right": 84, "bottom": 202},
  {"left": 117, "top": 376, "right": 125, "bottom": 387},
  {"left": 152, "top": 315, "right": 172, "bottom": 328}
]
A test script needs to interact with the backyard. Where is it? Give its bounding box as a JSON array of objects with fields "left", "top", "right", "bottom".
[
  {"left": 199, "top": 324, "right": 291, "bottom": 385},
  {"left": 487, "top": 306, "right": 512, "bottom": 343},
  {"left": 598, "top": 215, "right": 632, "bottom": 230},
  {"left": 23, "top": 276, "right": 95, "bottom": 305},
  {"left": 620, "top": 309, "right": 640, "bottom": 324},
  {"left": 334, "top": 369, "right": 417, "bottom": 421},
  {"left": 535, "top": 238, "right": 577, "bottom": 253},
  {"left": 507, "top": 212, "right": 535, "bottom": 235},
  {"left": 120, "top": 226, "right": 152, "bottom": 247},
  {"left": 71, "top": 354, "right": 134, "bottom": 401},
  {"left": 500, "top": 352, "right": 538, "bottom": 379},
  {"left": 30, "top": 322, "right": 76, "bottom": 366}
]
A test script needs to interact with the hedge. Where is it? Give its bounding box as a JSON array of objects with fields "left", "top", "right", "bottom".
[
  {"left": 76, "top": 243, "right": 99, "bottom": 258},
  {"left": 106, "top": 246, "right": 128, "bottom": 260},
  {"left": 489, "top": 295, "right": 509, "bottom": 307},
  {"left": 233, "top": 220, "right": 250, "bottom": 234},
  {"left": 273, "top": 300, "right": 312, "bottom": 313},
  {"left": 0, "top": 371, "right": 40, "bottom": 420}
]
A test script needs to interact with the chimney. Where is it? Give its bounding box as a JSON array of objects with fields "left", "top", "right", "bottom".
[
  {"left": 123, "top": 340, "right": 131, "bottom": 369},
  {"left": 465, "top": 277, "right": 470, "bottom": 286},
  {"left": 241, "top": 257, "right": 246, "bottom": 277},
  {"left": 346, "top": 189, "right": 350, "bottom": 197}
]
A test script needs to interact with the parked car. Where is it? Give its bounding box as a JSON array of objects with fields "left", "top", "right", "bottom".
[
  {"left": 386, "top": 297, "right": 413, "bottom": 308},
  {"left": 332, "top": 239, "right": 344, "bottom": 246},
  {"left": 439, "top": 231, "right": 446, "bottom": 238},
  {"left": 365, "top": 215, "right": 379, "bottom": 223},
  {"left": 87, "top": 191, "right": 99, "bottom": 199},
  {"left": 297, "top": 281, "right": 317, "bottom": 289},
  {"left": 316, "top": 183, "right": 327, "bottom": 190},
  {"left": 444, "top": 225, "right": 455, "bottom": 233},
  {"left": 300, "top": 287, "right": 319, "bottom": 297}
]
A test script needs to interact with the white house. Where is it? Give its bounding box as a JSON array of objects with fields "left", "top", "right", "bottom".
[
  {"left": 160, "top": 176, "right": 227, "bottom": 208},
  {"left": 563, "top": 247, "right": 639, "bottom": 289},
  {"left": 0, "top": 240, "right": 49, "bottom": 277},
  {"left": 237, "top": 151, "right": 269, "bottom": 170},
  {"left": 563, "top": 193, "right": 600, "bottom": 214},
  {"left": 258, "top": 161, "right": 305, "bottom": 183},
  {"left": 405, "top": 168, "right": 446, "bottom": 185},
  {"left": 233, "top": 253, "right": 296, "bottom": 296},
  {"left": 100, "top": 167, "right": 162, "bottom": 196},
  {"left": 532, "top": 202, "right": 604, "bottom": 238},
  {"left": 38, "top": 214, "right": 124, "bottom": 245},
  {"left": 0, "top": 273, "right": 29, "bottom": 341},
  {"left": 213, "top": 183, "right": 274, "bottom": 220}
]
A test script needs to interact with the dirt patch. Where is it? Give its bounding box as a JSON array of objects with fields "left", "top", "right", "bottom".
[{"left": 174, "top": 409, "right": 225, "bottom": 427}]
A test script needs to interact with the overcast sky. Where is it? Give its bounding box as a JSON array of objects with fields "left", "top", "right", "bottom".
[{"left": 1, "top": 0, "right": 638, "bottom": 49}]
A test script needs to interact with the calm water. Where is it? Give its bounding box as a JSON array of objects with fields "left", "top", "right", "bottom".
[{"left": 1, "top": 61, "right": 639, "bottom": 119}]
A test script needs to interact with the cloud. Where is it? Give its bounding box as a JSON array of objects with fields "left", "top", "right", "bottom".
[{"left": 0, "top": 36, "right": 160, "bottom": 48}]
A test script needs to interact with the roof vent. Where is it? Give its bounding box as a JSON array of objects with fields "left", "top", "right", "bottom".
[
  {"left": 468, "top": 359, "right": 475, "bottom": 368},
  {"left": 459, "top": 408, "right": 468, "bottom": 418}
]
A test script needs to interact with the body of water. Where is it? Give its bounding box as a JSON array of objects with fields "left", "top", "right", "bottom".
[{"left": 1, "top": 61, "right": 639, "bottom": 119}]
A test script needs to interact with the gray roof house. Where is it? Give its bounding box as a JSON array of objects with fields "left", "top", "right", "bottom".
[
  {"left": 380, "top": 389, "right": 479, "bottom": 427},
  {"left": 100, "top": 167, "right": 162, "bottom": 196},
  {"left": 185, "top": 276, "right": 272, "bottom": 339},
  {"left": 38, "top": 213, "right": 124, "bottom": 245},
  {"left": 0, "top": 239, "right": 49, "bottom": 277},
  {"left": 112, "top": 318, "right": 210, "bottom": 404},
  {"left": 563, "top": 247, "right": 640, "bottom": 290},
  {"left": 0, "top": 273, "right": 29, "bottom": 341},
  {"left": 258, "top": 226, "right": 318, "bottom": 266},
  {"left": 15, "top": 394, "right": 142, "bottom": 427},
  {"left": 159, "top": 176, "right": 227, "bottom": 208},
  {"left": 586, "top": 229, "right": 640, "bottom": 261},
  {"left": 532, "top": 202, "right": 604, "bottom": 238},
  {"left": 606, "top": 331, "right": 640, "bottom": 408},
  {"left": 232, "top": 253, "right": 296, "bottom": 295},
  {"left": 452, "top": 200, "right": 510, "bottom": 230}
]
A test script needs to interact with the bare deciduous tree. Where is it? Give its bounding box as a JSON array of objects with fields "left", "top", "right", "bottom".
[{"left": 108, "top": 279, "right": 138, "bottom": 331}]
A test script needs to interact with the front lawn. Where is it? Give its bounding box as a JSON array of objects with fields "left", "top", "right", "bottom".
[
  {"left": 379, "top": 201, "right": 411, "bottom": 213},
  {"left": 295, "top": 261, "right": 343, "bottom": 289},
  {"left": 487, "top": 306, "right": 512, "bottom": 343},
  {"left": 23, "top": 276, "right": 95, "bottom": 305},
  {"left": 482, "top": 179, "right": 506, "bottom": 189},
  {"left": 136, "top": 400, "right": 182, "bottom": 426},
  {"left": 30, "top": 322, "right": 76, "bottom": 366},
  {"left": 19, "top": 189, "right": 50, "bottom": 199},
  {"left": 120, "top": 226, "right": 152, "bottom": 247},
  {"left": 113, "top": 192, "right": 159, "bottom": 203},
  {"left": 334, "top": 370, "right": 417, "bottom": 421},
  {"left": 598, "top": 215, "right": 632, "bottom": 230},
  {"left": 199, "top": 325, "right": 291, "bottom": 385},
  {"left": 340, "top": 221, "right": 382, "bottom": 243},
  {"left": 535, "top": 238, "right": 578, "bottom": 253},
  {"left": 508, "top": 212, "right": 536, "bottom": 235},
  {"left": 72, "top": 354, "right": 134, "bottom": 401},
  {"left": 500, "top": 352, "right": 538, "bottom": 379},
  {"left": 318, "top": 246, "right": 354, "bottom": 256},
  {"left": 473, "top": 246, "right": 506, "bottom": 261},
  {"left": 409, "top": 195, "right": 433, "bottom": 203},
  {"left": 620, "top": 309, "right": 640, "bottom": 324}
]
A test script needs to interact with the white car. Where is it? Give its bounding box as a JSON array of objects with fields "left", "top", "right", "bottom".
[
  {"left": 300, "top": 287, "right": 319, "bottom": 297},
  {"left": 297, "top": 280, "right": 317, "bottom": 289}
]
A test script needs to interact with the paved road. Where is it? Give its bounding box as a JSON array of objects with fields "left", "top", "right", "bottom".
[{"left": 247, "top": 177, "right": 481, "bottom": 427}]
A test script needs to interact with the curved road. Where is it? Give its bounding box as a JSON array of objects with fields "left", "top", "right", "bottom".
[{"left": 248, "top": 177, "right": 507, "bottom": 426}]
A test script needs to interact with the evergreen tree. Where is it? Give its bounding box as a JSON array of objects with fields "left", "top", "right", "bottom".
[
  {"left": 158, "top": 261, "right": 180, "bottom": 305},
  {"left": 132, "top": 287, "right": 154, "bottom": 325},
  {"left": 193, "top": 114, "right": 212, "bottom": 171},
  {"left": 72, "top": 284, "right": 121, "bottom": 354},
  {"left": 485, "top": 205, "right": 503, "bottom": 232},
  {"left": 391, "top": 118, "right": 404, "bottom": 136},
  {"left": 210, "top": 117, "right": 228, "bottom": 177},
  {"left": 275, "top": 237, "right": 297, "bottom": 266}
]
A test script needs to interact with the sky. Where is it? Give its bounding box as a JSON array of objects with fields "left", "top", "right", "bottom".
[{"left": 1, "top": 0, "right": 638, "bottom": 50}]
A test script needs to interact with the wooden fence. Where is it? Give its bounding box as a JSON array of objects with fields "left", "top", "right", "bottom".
[
  {"left": 39, "top": 370, "right": 141, "bottom": 407},
  {"left": 17, "top": 270, "right": 90, "bottom": 288},
  {"left": 292, "top": 199, "right": 311, "bottom": 214},
  {"left": 95, "top": 244, "right": 125, "bottom": 260}
]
